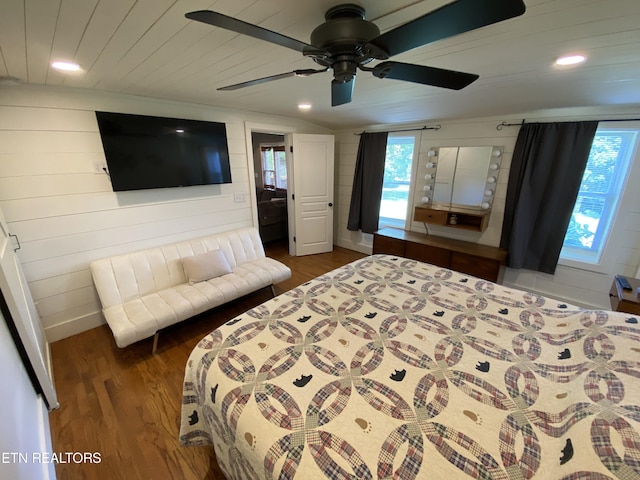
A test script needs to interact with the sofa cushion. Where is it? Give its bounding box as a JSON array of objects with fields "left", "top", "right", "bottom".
[{"left": 181, "top": 249, "right": 232, "bottom": 285}]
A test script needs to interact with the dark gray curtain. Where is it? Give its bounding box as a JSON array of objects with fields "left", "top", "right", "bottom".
[
  {"left": 347, "top": 132, "right": 389, "bottom": 233},
  {"left": 500, "top": 121, "right": 598, "bottom": 274}
]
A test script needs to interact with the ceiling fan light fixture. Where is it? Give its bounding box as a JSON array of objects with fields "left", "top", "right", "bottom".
[
  {"left": 298, "top": 103, "right": 312, "bottom": 110},
  {"left": 555, "top": 54, "right": 586, "bottom": 66}
]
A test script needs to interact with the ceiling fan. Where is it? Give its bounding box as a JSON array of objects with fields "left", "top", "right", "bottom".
[{"left": 185, "top": 0, "right": 526, "bottom": 106}]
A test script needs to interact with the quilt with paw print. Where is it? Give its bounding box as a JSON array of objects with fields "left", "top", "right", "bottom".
[{"left": 180, "top": 254, "right": 640, "bottom": 479}]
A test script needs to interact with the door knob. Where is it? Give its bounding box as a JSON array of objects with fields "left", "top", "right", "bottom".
[{"left": 328, "top": 202, "right": 333, "bottom": 207}]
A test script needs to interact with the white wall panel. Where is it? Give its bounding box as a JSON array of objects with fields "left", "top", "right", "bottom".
[
  {"left": 0, "top": 86, "right": 329, "bottom": 342},
  {"left": 1, "top": 186, "right": 233, "bottom": 222},
  {"left": 18, "top": 207, "right": 252, "bottom": 264},
  {"left": 0, "top": 106, "right": 98, "bottom": 131},
  {"left": 35, "top": 285, "right": 99, "bottom": 318},
  {"left": 0, "top": 131, "right": 104, "bottom": 153},
  {"left": 0, "top": 174, "right": 110, "bottom": 200},
  {"left": 0, "top": 152, "right": 105, "bottom": 176},
  {"left": 28, "top": 270, "right": 94, "bottom": 300},
  {"left": 10, "top": 196, "right": 238, "bottom": 241}
]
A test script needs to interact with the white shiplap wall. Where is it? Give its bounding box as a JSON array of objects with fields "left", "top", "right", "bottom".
[
  {"left": 334, "top": 118, "right": 517, "bottom": 252},
  {"left": 0, "top": 85, "right": 329, "bottom": 342},
  {"left": 334, "top": 106, "right": 640, "bottom": 310}
]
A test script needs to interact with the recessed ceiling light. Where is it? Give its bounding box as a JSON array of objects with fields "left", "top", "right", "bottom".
[
  {"left": 51, "top": 61, "right": 81, "bottom": 72},
  {"left": 176, "top": 129, "right": 184, "bottom": 133},
  {"left": 298, "top": 103, "right": 312, "bottom": 110},
  {"left": 555, "top": 54, "right": 586, "bottom": 66}
]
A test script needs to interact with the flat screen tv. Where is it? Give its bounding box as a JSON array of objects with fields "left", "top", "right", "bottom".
[{"left": 95, "top": 111, "right": 232, "bottom": 191}]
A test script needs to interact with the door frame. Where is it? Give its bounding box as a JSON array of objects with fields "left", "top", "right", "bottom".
[{"left": 244, "top": 122, "right": 298, "bottom": 254}]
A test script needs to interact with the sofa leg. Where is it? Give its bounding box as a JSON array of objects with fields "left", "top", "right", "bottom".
[
  {"left": 152, "top": 332, "right": 159, "bottom": 354},
  {"left": 270, "top": 285, "right": 277, "bottom": 297}
]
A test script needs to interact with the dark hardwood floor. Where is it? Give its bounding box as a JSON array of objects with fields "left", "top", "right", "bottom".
[{"left": 48, "top": 242, "right": 366, "bottom": 480}]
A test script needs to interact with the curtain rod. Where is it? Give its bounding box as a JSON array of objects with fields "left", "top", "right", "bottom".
[
  {"left": 496, "top": 118, "right": 640, "bottom": 131},
  {"left": 355, "top": 124, "right": 441, "bottom": 135},
  {"left": 496, "top": 119, "right": 525, "bottom": 130}
]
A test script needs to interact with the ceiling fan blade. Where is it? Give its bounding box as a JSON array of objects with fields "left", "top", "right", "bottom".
[
  {"left": 218, "top": 69, "right": 327, "bottom": 91},
  {"left": 331, "top": 79, "right": 354, "bottom": 106},
  {"left": 367, "top": 0, "right": 526, "bottom": 57},
  {"left": 186, "top": 10, "right": 314, "bottom": 53},
  {"left": 371, "top": 62, "right": 478, "bottom": 90}
]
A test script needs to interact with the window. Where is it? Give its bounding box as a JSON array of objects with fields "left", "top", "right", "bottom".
[
  {"left": 260, "top": 144, "right": 287, "bottom": 189},
  {"left": 379, "top": 134, "right": 418, "bottom": 228},
  {"left": 560, "top": 124, "right": 638, "bottom": 266}
]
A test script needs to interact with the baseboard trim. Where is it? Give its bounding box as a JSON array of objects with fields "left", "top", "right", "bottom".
[
  {"left": 335, "top": 238, "right": 372, "bottom": 255},
  {"left": 45, "top": 311, "right": 105, "bottom": 343}
]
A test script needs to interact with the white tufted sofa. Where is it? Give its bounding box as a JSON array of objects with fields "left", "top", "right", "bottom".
[{"left": 90, "top": 227, "right": 291, "bottom": 350}]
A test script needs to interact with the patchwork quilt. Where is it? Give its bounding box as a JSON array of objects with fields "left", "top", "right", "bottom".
[{"left": 180, "top": 255, "right": 640, "bottom": 479}]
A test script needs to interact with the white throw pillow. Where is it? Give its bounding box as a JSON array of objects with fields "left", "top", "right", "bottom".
[{"left": 182, "top": 249, "right": 232, "bottom": 285}]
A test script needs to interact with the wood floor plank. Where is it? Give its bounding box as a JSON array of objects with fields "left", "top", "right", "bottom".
[{"left": 49, "top": 243, "right": 366, "bottom": 479}]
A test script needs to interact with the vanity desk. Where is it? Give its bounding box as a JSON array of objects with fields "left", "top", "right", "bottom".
[
  {"left": 414, "top": 204, "right": 490, "bottom": 232},
  {"left": 380, "top": 143, "right": 507, "bottom": 281},
  {"left": 372, "top": 227, "right": 507, "bottom": 283}
]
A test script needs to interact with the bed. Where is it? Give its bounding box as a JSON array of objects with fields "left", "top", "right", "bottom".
[{"left": 180, "top": 254, "right": 640, "bottom": 479}]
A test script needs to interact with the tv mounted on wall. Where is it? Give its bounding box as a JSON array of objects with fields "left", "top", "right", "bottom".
[{"left": 95, "top": 111, "right": 232, "bottom": 192}]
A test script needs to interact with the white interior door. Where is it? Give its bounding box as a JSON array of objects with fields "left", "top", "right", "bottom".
[
  {"left": 0, "top": 308, "right": 55, "bottom": 480},
  {"left": 289, "top": 134, "right": 335, "bottom": 256},
  {"left": 0, "top": 207, "right": 58, "bottom": 410}
]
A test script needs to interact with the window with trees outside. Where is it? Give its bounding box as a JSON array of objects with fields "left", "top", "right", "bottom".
[
  {"left": 261, "top": 144, "right": 287, "bottom": 189},
  {"left": 379, "top": 134, "right": 418, "bottom": 228},
  {"left": 560, "top": 124, "right": 638, "bottom": 266}
]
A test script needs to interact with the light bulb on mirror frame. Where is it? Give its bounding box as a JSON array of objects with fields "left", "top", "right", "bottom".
[
  {"left": 427, "top": 149, "right": 437, "bottom": 157},
  {"left": 422, "top": 196, "right": 430, "bottom": 203},
  {"left": 492, "top": 149, "right": 502, "bottom": 157},
  {"left": 484, "top": 189, "right": 494, "bottom": 196},
  {"left": 486, "top": 176, "right": 496, "bottom": 184},
  {"left": 423, "top": 185, "right": 431, "bottom": 191}
]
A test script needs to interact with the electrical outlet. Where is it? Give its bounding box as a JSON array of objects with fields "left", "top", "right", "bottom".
[
  {"left": 234, "top": 193, "right": 246, "bottom": 203},
  {"left": 93, "top": 161, "right": 108, "bottom": 174}
]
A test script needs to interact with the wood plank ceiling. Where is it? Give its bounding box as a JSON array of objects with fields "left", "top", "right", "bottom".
[{"left": 0, "top": 0, "right": 639, "bottom": 129}]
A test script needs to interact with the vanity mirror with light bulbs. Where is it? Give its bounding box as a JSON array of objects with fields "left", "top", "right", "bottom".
[{"left": 414, "top": 145, "right": 503, "bottom": 232}]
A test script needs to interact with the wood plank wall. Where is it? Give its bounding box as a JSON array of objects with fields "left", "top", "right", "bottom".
[
  {"left": 334, "top": 107, "right": 640, "bottom": 310},
  {"left": 0, "top": 85, "right": 328, "bottom": 342}
]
